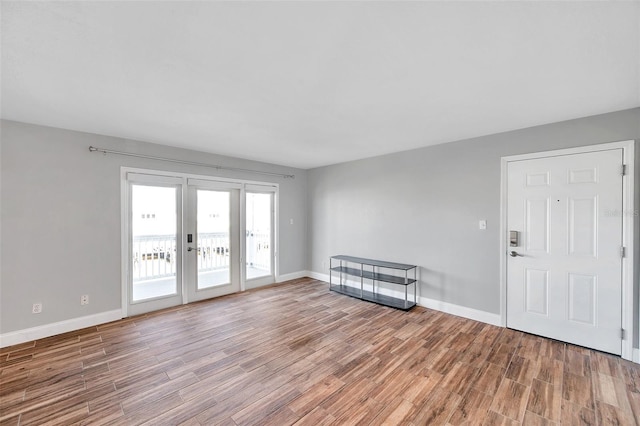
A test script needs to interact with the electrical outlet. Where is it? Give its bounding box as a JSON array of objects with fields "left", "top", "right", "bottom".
[
  {"left": 81, "top": 295, "right": 89, "bottom": 305},
  {"left": 32, "top": 303, "right": 42, "bottom": 314}
]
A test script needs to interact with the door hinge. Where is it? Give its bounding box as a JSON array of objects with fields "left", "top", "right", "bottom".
[
  {"left": 622, "top": 328, "right": 626, "bottom": 340},
  {"left": 622, "top": 164, "right": 627, "bottom": 176},
  {"left": 621, "top": 247, "right": 626, "bottom": 258}
]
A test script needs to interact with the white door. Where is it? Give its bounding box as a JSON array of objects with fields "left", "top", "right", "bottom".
[
  {"left": 185, "top": 180, "right": 241, "bottom": 302},
  {"left": 245, "top": 187, "right": 276, "bottom": 288},
  {"left": 507, "top": 149, "right": 623, "bottom": 354},
  {"left": 127, "top": 174, "right": 184, "bottom": 317}
]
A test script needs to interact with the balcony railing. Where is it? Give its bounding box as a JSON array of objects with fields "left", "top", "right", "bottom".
[
  {"left": 133, "top": 232, "right": 230, "bottom": 282},
  {"left": 132, "top": 231, "right": 271, "bottom": 282},
  {"left": 196, "top": 233, "right": 230, "bottom": 272},
  {"left": 132, "top": 234, "right": 178, "bottom": 281},
  {"left": 246, "top": 231, "right": 271, "bottom": 272}
]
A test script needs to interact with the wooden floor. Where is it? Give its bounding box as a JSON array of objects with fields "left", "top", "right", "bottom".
[{"left": 2, "top": 278, "right": 640, "bottom": 425}]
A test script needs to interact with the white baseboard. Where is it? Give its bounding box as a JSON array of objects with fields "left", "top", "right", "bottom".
[
  {"left": 276, "top": 270, "right": 309, "bottom": 283},
  {"left": 310, "top": 272, "right": 502, "bottom": 327},
  {"left": 633, "top": 348, "right": 640, "bottom": 364},
  {"left": 0, "top": 310, "right": 123, "bottom": 349},
  {"left": 307, "top": 271, "right": 330, "bottom": 282},
  {"left": 417, "top": 296, "right": 502, "bottom": 326}
]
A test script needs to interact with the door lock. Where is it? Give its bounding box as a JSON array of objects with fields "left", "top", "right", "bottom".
[{"left": 509, "top": 231, "right": 519, "bottom": 247}]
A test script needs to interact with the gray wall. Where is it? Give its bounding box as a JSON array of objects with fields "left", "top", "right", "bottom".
[
  {"left": 0, "top": 120, "right": 308, "bottom": 334},
  {"left": 307, "top": 108, "right": 640, "bottom": 335},
  {"left": 2, "top": 108, "right": 639, "bottom": 344}
]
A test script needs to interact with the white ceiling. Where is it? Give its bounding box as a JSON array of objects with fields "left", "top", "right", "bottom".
[{"left": 2, "top": 1, "right": 639, "bottom": 169}]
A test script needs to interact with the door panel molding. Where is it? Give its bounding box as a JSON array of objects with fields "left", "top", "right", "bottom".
[{"left": 500, "top": 140, "right": 635, "bottom": 360}]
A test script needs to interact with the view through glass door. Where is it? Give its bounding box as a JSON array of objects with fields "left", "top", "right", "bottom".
[
  {"left": 185, "top": 180, "right": 241, "bottom": 302},
  {"left": 245, "top": 188, "right": 275, "bottom": 287},
  {"left": 127, "top": 175, "right": 183, "bottom": 316},
  {"left": 125, "top": 172, "right": 277, "bottom": 315}
]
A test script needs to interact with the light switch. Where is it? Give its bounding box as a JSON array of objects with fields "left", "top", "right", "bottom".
[
  {"left": 290, "top": 218, "right": 294, "bottom": 225},
  {"left": 479, "top": 220, "right": 487, "bottom": 230}
]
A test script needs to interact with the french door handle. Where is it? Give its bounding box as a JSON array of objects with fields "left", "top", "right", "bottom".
[
  {"left": 509, "top": 251, "right": 523, "bottom": 257},
  {"left": 187, "top": 246, "right": 198, "bottom": 252}
]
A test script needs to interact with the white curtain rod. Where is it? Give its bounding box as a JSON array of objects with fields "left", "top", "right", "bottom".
[{"left": 88, "top": 146, "right": 295, "bottom": 179}]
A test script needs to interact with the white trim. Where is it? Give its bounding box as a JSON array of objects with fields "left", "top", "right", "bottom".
[
  {"left": 274, "top": 191, "right": 280, "bottom": 283},
  {"left": 276, "top": 270, "right": 309, "bottom": 283},
  {"left": 418, "top": 296, "right": 502, "bottom": 326},
  {"left": 245, "top": 277, "right": 275, "bottom": 290},
  {"left": 245, "top": 183, "right": 278, "bottom": 193},
  {"left": 311, "top": 272, "right": 502, "bottom": 327},
  {"left": 499, "top": 157, "right": 508, "bottom": 327},
  {"left": 239, "top": 185, "right": 246, "bottom": 291},
  {"left": 122, "top": 166, "right": 280, "bottom": 187},
  {"left": 621, "top": 141, "right": 636, "bottom": 362},
  {"left": 127, "top": 173, "right": 183, "bottom": 185},
  {"left": 120, "top": 168, "right": 129, "bottom": 318},
  {"left": 124, "top": 174, "right": 185, "bottom": 317},
  {"left": 308, "top": 271, "right": 330, "bottom": 282},
  {"left": 244, "top": 189, "right": 276, "bottom": 288},
  {"left": 184, "top": 184, "right": 242, "bottom": 303},
  {"left": 633, "top": 348, "right": 640, "bottom": 364},
  {"left": 0, "top": 310, "right": 122, "bottom": 348},
  {"left": 500, "top": 140, "right": 636, "bottom": 361},
  {"left": 187, "top": 178, "right": 242, "bottom": 190}
]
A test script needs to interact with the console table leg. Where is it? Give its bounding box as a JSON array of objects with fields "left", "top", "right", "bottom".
[
  {"left": 372, "top": 266, "right": 375, "bottom": 294},
  {"left": 414, "top": 269, "right": 417, "bottom": 305},
  {"left": 329, "top": 257, "right": 332, "bottom": 289},
  {"left": 405, "top": 270, "right": 408, "bottom": 308}
]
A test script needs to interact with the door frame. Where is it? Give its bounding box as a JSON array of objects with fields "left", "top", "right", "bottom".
[
  {"left": 123, "top": 173, "right": 185, "bottom": 317},
  {"left": 499, "top": 140, "right": 635, "bottom": 361},
  {"left": 244, "top": 185, "right": 278, "bottom": 289},
  {"left": 184, "top": 179, "right": 242, "bottom": 303},
  {"left": 120, "top": 167, "right": 280, "bottom": 318}
]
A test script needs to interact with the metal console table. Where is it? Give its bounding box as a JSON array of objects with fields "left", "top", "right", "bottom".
[{"left": 329, "top": 255, "right": 417, "bottom": 310}]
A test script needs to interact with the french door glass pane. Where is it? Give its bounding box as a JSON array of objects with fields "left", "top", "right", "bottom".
[
  {"left": 131, "top": 185, "right": 177, "bottom": 301},
  {"left": 197, "top": 190, "right": 230, "bottom": 289},
  {"left": 246, "top": 193, "right": 272, "bottom": 279}
]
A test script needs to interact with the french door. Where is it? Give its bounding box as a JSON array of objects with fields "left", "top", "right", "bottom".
[
  {"left": 124, "top": 172, "right": 276, "bottom": 316},
  {"left": 245, "top": 186, "right": 275, "bottom": 288},
  {"left": 185, "top": 180, "right": 241, "bottom": 302},
  {"left": 127, "top": 174, "right": 184, "bottom": 316}
]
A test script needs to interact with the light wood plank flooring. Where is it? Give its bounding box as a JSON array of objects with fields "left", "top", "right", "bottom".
[{"left": 2, "top": 278, "right": 640, "bottom": 425}]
